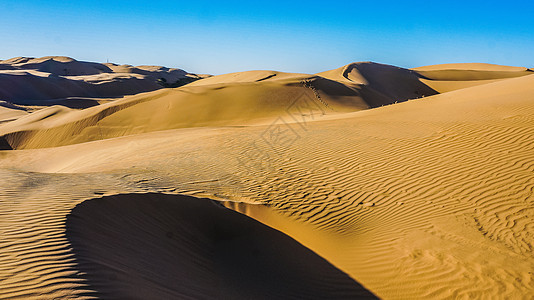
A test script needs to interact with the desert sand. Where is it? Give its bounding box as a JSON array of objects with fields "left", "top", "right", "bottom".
[{"left": 0, "top": 57, "right": 533, "bottom": 299}]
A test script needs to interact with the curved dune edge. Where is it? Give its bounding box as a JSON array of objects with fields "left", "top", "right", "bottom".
[
  {"left": 0, "top": 105, "right": 27, "bottom": 123},
  {"left": 0, "top": 73, "right": 427, "bottom": 150},
  {"left": 65, "top": 193, "right": 377, "bottom": 299},
  {"left": 409, "top": 63, "right": 534, "bottom": 93},
  {"left": 0, "top": 56, "right": 203, "bottom": 103},
  {"left": 0, "top": 61, "right": 444, "bottom": 150},
  {"left": 1, "top": 61, "right": 533, "bottom": 299},
  {"left": 412, "top": 62, "right": 529, "bottom": 72},
  {"left": 3, "top": 60, "right": 532, "bottom": 150}
]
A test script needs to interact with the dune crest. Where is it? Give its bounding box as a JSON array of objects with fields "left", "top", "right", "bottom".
[
  {"left": 0, "top": 59, "right": 533, "bottom": 299},
  {"left": 317, "top": 62, "right": 438, "bottom": 101},
  {"left": 0, "top": 56, "right": 205, "bottom": 106},
  {"left": 410, "top": 62, "right": 533, "bottom": 92},
  {"left": 66, "top": 193, "right": 376, "bottom": 299},
  {"left": 0, "top": 63, "right": 443, "bottom": 150}
]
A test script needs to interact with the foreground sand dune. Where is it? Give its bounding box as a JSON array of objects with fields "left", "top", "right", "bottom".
[
  {"left": 0, "top": 61, "right": 533, "bottom": 299},
  {"left": 67, "top": 193, "right": 376, "bottom": 299}
]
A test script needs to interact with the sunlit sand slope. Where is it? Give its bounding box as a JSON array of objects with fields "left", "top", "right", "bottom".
[
  {"left": 0, "top": 65, "right": 438, "bottom": 150},
  {"left": 412, "top": 63, "right": 533, "bottom": 92},
  {"left": 0, "top": 104, "right": 26, "bottom": 123},
  {"left": 0, "top": 65, "right": 532, "bottom": 299},
  {"left": 66, "top": 193, "right": 376, "bottom": 299}
]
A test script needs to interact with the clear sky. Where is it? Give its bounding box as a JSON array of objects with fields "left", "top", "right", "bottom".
[{"left": 1, "top": 0, "right": 533, "bottom": 74}]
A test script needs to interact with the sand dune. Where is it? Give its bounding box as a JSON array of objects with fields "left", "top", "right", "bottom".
[
  {"left": 413, "top": 62, "right": 529, "bottom": 71},
  {"left": 0, "top": 61, "right": 533, "bottom": 299},
  {"left": 0, "top": 56, "right": 204, "bottom": 106},
  {"left": 411, "top": 62, "right": 533, "bottom": 93},
  {"left": 0, "top": 63, "right": 441, "bottom": 150},
  {"left": 66, "top": 193, "right": 376, "bottom": 299},
  {"left": 0, "top": 103, "right": 27, "bottom": 122},
  {"left": 317, "top": 62, "right": 438, "bottom": 101}
]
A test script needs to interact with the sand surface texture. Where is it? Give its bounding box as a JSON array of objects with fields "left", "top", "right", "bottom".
[{"left": 0, "top": 58, "right": 533, "bottom": 299}]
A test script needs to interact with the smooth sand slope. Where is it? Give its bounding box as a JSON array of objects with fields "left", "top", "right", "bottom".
[
  {"left": 0, "top": 61, "right": 533, "bottom": 299},
  {"left": 0, "top": 104, "right": 27, "bottom": 123},
  {"left": 0, "top": 63, "right": 440, "bottom": 150},
  {"left": 412, "top": 62, "right": 533, "bottom": 93}
]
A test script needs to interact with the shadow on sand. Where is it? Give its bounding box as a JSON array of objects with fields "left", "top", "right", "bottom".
[{"left": 66, "top": 193, "right": 377, "bottom": 299}]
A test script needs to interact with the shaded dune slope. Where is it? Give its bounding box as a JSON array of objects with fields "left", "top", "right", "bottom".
[
  {"left": 66, "top": 193, "right": 376, "bottom": 299},
  {"left": 0, "top": 65, "right": 532, "bottom": 299},
  {"left": 1, "top": 62, "right": 531, "bottom": 151},
  {"left": 0, "top": 104, "right": 27, "bottom": 124},
  {"left": 317, "top": 62, "right": 438, "bottom": 102},
  {"left": 0, "top": 56, "right": 202, "bottom": 104},
  {"left": 0, "top": 65, "right": 438, "bottom": 150}
]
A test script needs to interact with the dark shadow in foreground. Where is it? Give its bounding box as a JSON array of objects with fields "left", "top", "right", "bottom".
[
  {"left": 0, "top": 136, "right": 12, "bottom": 150},
  {"left": 66, "top": 193, "right": 377, "bottom": 299}
]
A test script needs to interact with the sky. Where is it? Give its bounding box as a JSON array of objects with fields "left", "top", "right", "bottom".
[{"left": 1, "top": 0, "right": 533, "bottom": 75}]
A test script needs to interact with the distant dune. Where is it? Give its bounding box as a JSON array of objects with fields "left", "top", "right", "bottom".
[
  {"left": 0, "top": 102, "right": 27, "bottom": 122},
  {"left": 0, "top": 56, "right": 206, "bottom": 107},
  {"left": 0, "top": 59, "right": 532, "bottom": 299},
  {"left": 317, "top": 62, "right": 438, "bottom": 101},
  {"left": 411, "top": 62, "right": 533, "bottom": 93},
  {"left": 0, "top": 63, "right": 440, "bottom": 150}
]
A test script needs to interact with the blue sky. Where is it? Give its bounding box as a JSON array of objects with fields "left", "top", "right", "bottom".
[{"left": 1, "top": 1, "right": 533, "bottom": 74}]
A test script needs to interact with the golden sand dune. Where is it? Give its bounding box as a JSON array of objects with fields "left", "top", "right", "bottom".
[
  {"left": 0, "top": 63, "right": 441, "bottom": 150},
  {"left": 66, "top": 193, "right": 376, "bottom": 299},
  {"left": 413, "top": 62, "right": 529, "bottom": 71},
  {"left": 411, "top": 62, "right": 534, "bottom": 93},
  {"left": 0, "top": 103, "right": 27, "bottom": 123},
  {"left": 0, "top": 61, "right": 533, "bottom": 299},
  {"left": 0, "top": 56, "right": 203, "bottom": 106},
  {"left": 186, "top": 70, "right": 310, "bottom": 85},
  {"left": 317, "top": 62, "right": 438, "bottom": 101}
]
